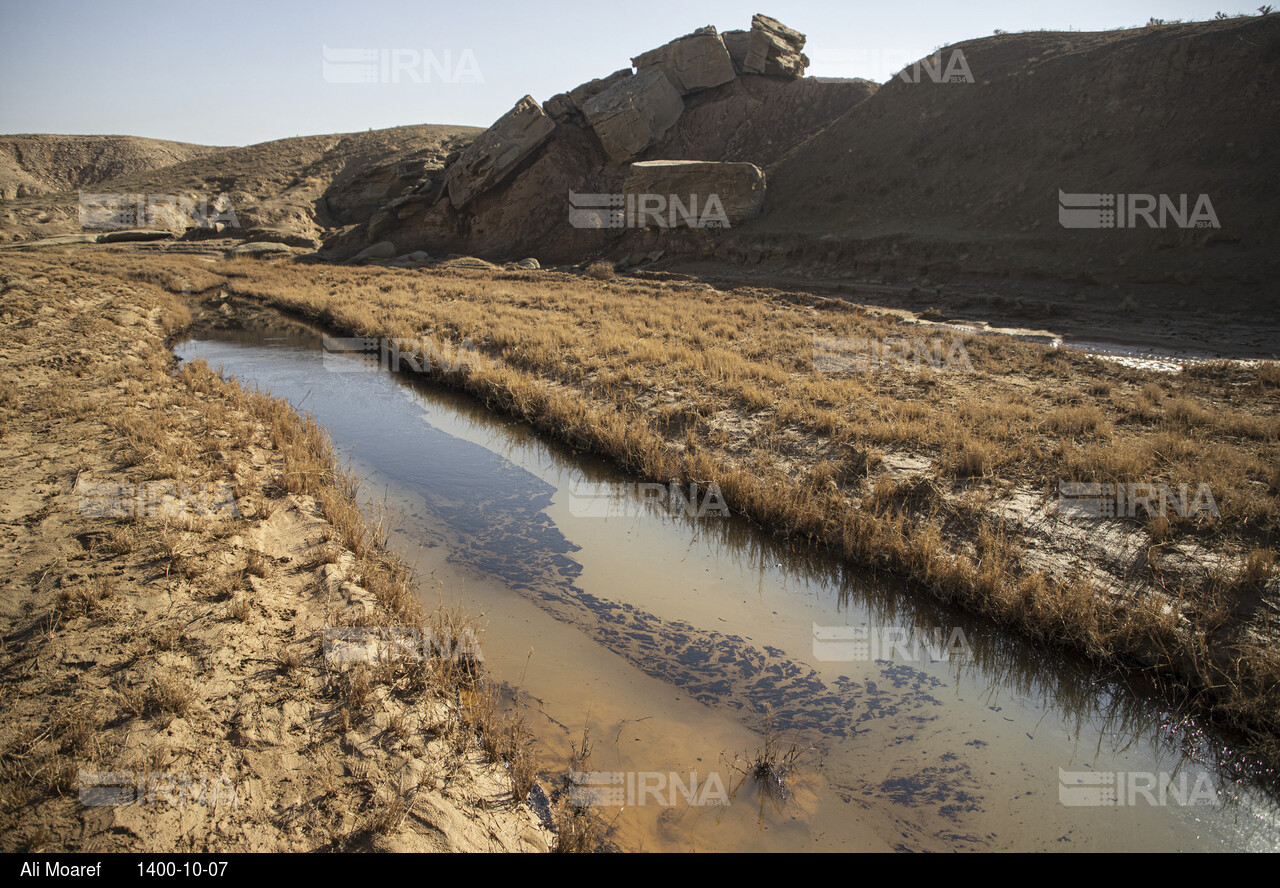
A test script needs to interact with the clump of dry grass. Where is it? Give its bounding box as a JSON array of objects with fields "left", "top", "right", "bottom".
[
  {"left": 51, "top": 704, "right": 101, "bottom": 758},
  {"left": 277, "top": 646, "right": 303, "bottom": 676},
  {"left": 146, "top": 672, "right": 195, "bottom": 722},
  {"left": 338, "top": 665, "right": 374, "bottom": 727},
  {"left": 745, "top": 706, "right": 803, "bottom": 795},
  {"left": 245, "top": 550, "right": 269, "bottom": 577},
  {"left": 228, "top": 593, "right": 253, "bottom": 622},
  {"left": 54, "top": 575, "right": 115, "bottom": 618},
  {"left": 941, "top": 439, "right": 994, "bottom": 479},
  {"left": 1235, "top": 548, "right": 1276, "bottom": 590},
  {"left": 552, "top": 725, "right": 609, "bottom": 853},
  {"left": 465, "top": 681, "right": 538, "bottom": 802},
  {"left": 103, "top": 526, "right": 135, "bottom": 555},
  {"left": 584, "top": 261, "right": 615, "bottom": 281}
]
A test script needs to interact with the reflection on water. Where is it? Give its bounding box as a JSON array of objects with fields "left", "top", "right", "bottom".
[{"left": 174, "top": 308, "right": 1279, "bottom": 851}]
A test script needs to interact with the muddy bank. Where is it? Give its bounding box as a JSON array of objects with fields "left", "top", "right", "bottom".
[{"left": 0, "top": 253, "right": 550, "bottom": 852}]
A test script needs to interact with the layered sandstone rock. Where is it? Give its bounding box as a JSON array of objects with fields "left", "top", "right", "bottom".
[
  {"left": 568, "top": 69, "right": 633, "bottom": 111},
  {"left": 631, "top": 27, "right": 736, "bottom": 95},
  {"left": 721, "top": 30, "right": 752, "bottom": 75},
  {"left": 444, "top": 96, "right": 555, "bottom": 208},
  {"left": 581, "top": 70, "right": 684, "bottom": 164},
  {"left": 742, "top": 14, "right": 809, "bottom": 77}
]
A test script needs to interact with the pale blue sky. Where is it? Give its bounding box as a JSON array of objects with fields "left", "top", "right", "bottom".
[{"left": 0, "top": 0, "right": 1260, "bottom": 146}]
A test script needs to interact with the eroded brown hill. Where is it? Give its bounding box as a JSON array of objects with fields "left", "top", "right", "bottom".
[
  {"left": 749, "top": 15, "right": 1280, "bottom": 291},
  {"left": 0, "top": 126, "right": 481, "bottom": 246},
  {"left": 0, "top": 135, "right": 223, "bottom": 199}
]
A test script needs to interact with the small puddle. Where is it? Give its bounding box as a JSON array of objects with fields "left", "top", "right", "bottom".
[{"left": 175, "top": 311, "right": 1279, "bottom": 852}]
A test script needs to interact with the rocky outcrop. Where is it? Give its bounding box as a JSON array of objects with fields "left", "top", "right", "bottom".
[
  {"left": 622, "top": 160, "right": 765, "bottom": 225},
  {"left": 444, "top": 96, "right": 556, "bottom": 208},
  {"left": 367, "top": 207, "right": 398, "bottom": 241},
  {"left": 568, "top": 70, "right": 633, "bottom": 111},
  {"left": 631, "top": 27, "right": 736, "bottom": 95},
  {"left": 742, "top": 14, "right": 809, "bottom": 78},
  {"left": 543, "top": 93, "right": 576, "bottom": 122},
  {"left": 339, "top": 14, "right": 837, "bottom": 263},
  {"left": 581, "top": 70, "right": 684, "bottom": 164},
  {"left": 645, "top": 76, "right": 877, "bottom": 168}
]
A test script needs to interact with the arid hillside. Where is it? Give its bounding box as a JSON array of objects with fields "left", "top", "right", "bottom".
[
  {"left": 3, "top": 15, "right": 1277, "bottom": 317},
  {"left": 311, "top": 13, "right": 1280, "bottom": 304},
  {"left": 0, "top": 126, "right": 481, "bottom": 247},
  {"left": 0, "top": 135, "right": 224, "bottom": 199},
  {"left": 752, "top": 15, "right": 1280, "bottom": 290}
]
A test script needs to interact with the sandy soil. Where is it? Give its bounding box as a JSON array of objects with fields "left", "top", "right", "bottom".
[{"left": 0, "top": 251, "right": 551, "bottom": 852}]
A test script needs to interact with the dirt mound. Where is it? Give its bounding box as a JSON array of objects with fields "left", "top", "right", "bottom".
[
  {"left": 726, "top": 16, "right": 1280, "bottom": 291},
  {"left": 0, "top": 135, "right": 223, "bottom": 199}
]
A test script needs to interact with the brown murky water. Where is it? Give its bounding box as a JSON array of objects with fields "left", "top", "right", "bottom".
[{"left": 176, "top": 314, "right": 1279, "bottom": 852}]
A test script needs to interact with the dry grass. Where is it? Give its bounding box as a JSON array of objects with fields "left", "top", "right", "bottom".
[
  {"left": 584, "top": 260, "right": 615, "bottom": 281},
  {"left": 146, "top": 672, "right": 195, "bottom": 722},
  {"left": 464, "top": 681, "right": 538, "bottom": 802},
  {"left": 54, "top": 575, "right": 115, "bottom": 619},
  {"left": 552, "top": 725, "right": 610, "bottom": 853},
  {"left": 61, "top": 249, "right": 1280, "bottom": 772}
]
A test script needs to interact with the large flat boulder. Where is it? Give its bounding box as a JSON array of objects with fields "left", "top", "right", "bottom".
[
  {"left": 743, "top": 14, "right": 809, "bottom": 78},
  {"left": 444, "top": 96, "right": 555, "bottom": 208},
  {"left": 581, "top": 69, "right": 684, "bottom": 164},
  {"left": 623, "top": 160, "right": 765, "bottom": 226},
  {"left": 567, "top": 69, "right": 632, "bottom": 111},
  {"left": 227, "top": 241, "right": 296, "bottom": 259},
  {"left": 631, "top": 27, "right": 736, "bottom": 95}
]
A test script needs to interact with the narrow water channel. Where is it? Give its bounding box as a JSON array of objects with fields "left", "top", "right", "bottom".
[{"left": 174, "top": 310, "right": 1279, "bottom": 852}]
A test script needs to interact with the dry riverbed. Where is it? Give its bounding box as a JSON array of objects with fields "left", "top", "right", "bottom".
[{"left": 0, "top": 252, "right": 552, "bottom": 852}]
